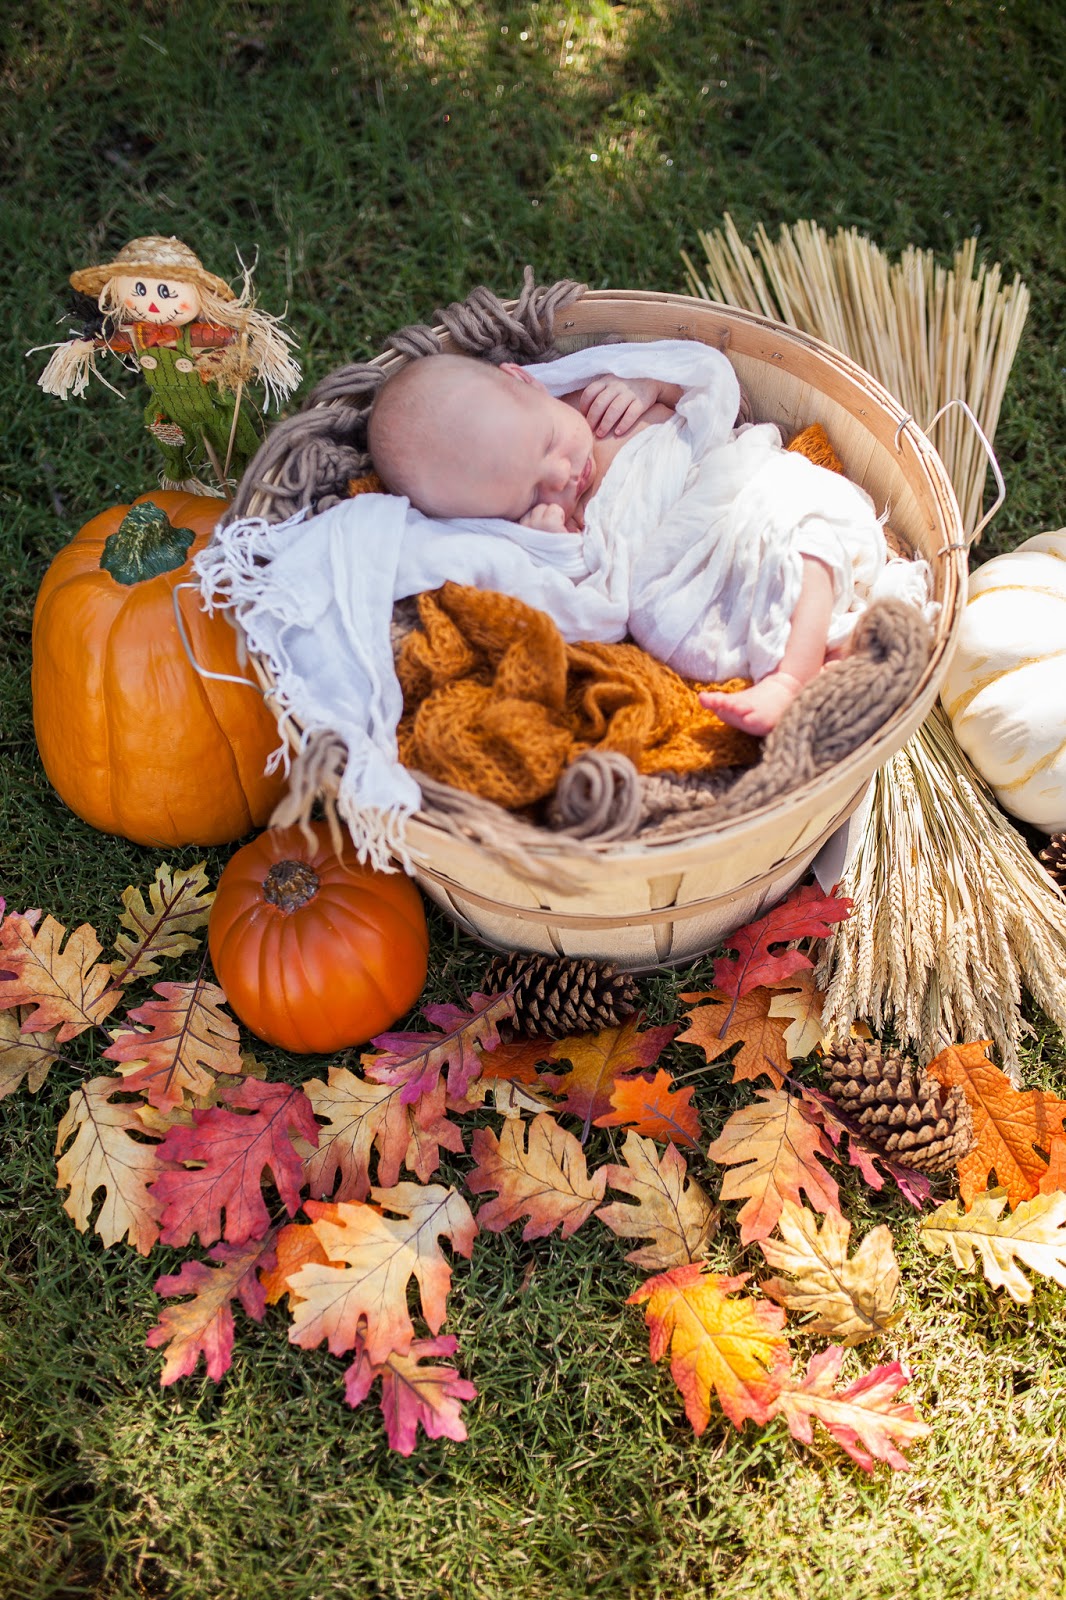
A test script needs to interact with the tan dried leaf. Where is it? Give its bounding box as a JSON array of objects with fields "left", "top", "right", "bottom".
[
  {"left": 597, "top": 1131, "right": 718, "bottom": 1270},
  {"left": 767, "top": 971, "right": 826, "bottom": 1059},
  {"left": 0, "top": 1009, "right": 60, "bottom": 1099},
  {"left": 111, "top": 861, "right": 215, "bottom": 983},
  {"left": 0, "top": 913, "right": 121, "bottom": 1042},
  {"left": 759, "top": 1200, "right": 901, "bottom": 1345},
  {"left": 467, "top": 1113, "right": 607, "bottom": 1240},
  {"left": 55, "top": 1074, "right": 164, "bottom": 1255}
]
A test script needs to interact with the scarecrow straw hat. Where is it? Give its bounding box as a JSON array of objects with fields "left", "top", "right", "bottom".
[{"left": 69, "top": 236, "right": 236, "bottom": 301}]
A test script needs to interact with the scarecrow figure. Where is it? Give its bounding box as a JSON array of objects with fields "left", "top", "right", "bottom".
[{"left": 35, "top": 235, "right": 300, "bottom": 492}]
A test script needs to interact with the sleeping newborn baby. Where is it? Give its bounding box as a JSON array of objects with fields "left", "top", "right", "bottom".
[{"left": 367, "top": 344, "right": 917, "bottom": 735}]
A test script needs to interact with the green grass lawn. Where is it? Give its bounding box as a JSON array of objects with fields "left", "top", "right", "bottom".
[{"left": 2, "top": 3, "right": 1066, "bottom": 1597}]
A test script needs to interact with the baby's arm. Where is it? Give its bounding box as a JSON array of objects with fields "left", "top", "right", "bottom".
[
  {"left": 576, "top": 376, "right": 685, "bottom": 438},
  {"left": 699, "top": 557, "right": 835, "bottom": 736}
]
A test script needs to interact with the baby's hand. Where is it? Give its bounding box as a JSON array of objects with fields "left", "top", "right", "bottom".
[
  {"left": 579, "top": 376, "right": 662, "bottom": 438},
  {"left": 519, "top": 502, "right": 571, "bottom": 533}
]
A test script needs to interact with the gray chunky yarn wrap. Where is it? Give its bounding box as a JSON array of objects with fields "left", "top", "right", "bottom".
[{"left": 226, "top": 267, "right": 588, "bottom": 524}]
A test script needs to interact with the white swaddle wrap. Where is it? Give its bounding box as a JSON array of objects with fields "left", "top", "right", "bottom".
[{"left": 196, "top": 339, "right": 933, "bottom": 866}]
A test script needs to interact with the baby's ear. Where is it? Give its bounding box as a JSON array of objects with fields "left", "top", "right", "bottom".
[{"left": 499, "top": 361, "right": 541, "bottom": 388}]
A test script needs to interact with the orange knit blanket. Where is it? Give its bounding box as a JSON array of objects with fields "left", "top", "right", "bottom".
[{"left": 396, "top": 584, "right": 759, "bottom": 810}]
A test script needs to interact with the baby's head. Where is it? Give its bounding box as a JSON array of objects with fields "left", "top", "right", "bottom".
[{"left": 368, "top": 352, "right": 595, "bottom": 529}]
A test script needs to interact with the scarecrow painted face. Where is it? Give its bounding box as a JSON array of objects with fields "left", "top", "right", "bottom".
[{"left": 111, "top": 275, "right": 202, "bottom": 326}]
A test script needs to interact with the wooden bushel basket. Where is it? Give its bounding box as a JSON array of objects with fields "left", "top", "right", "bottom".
[{"left": 251, "top": 290, "right": 968, "bottom": 969}]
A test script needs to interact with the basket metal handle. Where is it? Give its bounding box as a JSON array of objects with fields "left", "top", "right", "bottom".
[
  {"left": 894, "top": 398, "right": 1006, "bottom": 551},
  {"left": 171, "top": 581, "right": 264, "bottom": 691}
]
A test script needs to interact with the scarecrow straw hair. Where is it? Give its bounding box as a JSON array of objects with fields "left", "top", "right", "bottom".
[
  {"left": 683, "top": 216, "right": 1029, "bottom": 539},
  {"left": 684, "top": 216, "right": 1054, "bottom": 1077}
]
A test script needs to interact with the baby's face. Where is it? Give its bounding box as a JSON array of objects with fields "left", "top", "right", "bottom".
[{"left": 432, "top": 364, "right": 596, "bottom": 531}]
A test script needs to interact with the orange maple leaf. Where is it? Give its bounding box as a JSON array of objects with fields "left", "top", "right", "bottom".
[
  {"left": 594, "top": 1067, "right": 702, "bottom": 1149},
  {"left": 288, "top": 1183, "right": 477, "bottom": 1365},
  {"left": 474, "top": 1035, "right": 555, "bottom": 1086},
  {"left": 467, "top": 1112, "right": 607, "bottom": 1240},
  {"left": 146, "top": 1232, "right": 277, "bottom": 1385},
  {"left": 628, "top": 1264, "right": 789, "bottom": 1433},
  {"left": 770, "top": 1346, "right": 931, "bottom": 1473},
  {"left": 1038, "top": 1136, "right": 1066, "bottom": 1196},
  {"left": 343, "top": 1333, "right": 477, "bottom": 1455},
  {"left": 925, "top": 1042, "right": 1066, "bottom": 1207},
  {"left": 56, "top": 1074, "right": 165, "bottom": 1255},
  {"left": 103, "top": 978, "right": 243, "bottom": 1110},
  {"left": 0, "top": 912, "right": 121, "bottom": 1042},
  {"left": 541, "top": 1018, "right": 678, "bottom": 1131},
  {"left": 677, "top": 987, "right": 789, "bottom": 1088},
  {"left": 705, "top": 1087, "right": 841, "bottom": 1244}
]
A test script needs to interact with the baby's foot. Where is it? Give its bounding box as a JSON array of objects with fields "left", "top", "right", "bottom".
[{"left": 699, "top": 671, "right": 803, "bottom": 736}]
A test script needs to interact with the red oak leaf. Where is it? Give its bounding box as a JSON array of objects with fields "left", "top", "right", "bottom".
[
  {"left": 770, "top": 1345, "right": 931, "bottom": 1473},
  {"left": 713, "top": 884, "right": 851, "bottom": 1001},
  {"left": 342, "top": 1332, "right": 477, "bottom": 1455},
  {"left": 364, "top": 990, "right": 515, "bottom": 1104},
  {"left": 151, "top": 1078, "right": 319, "bottom": 1248},
  {"left": 146, "top": 1231, "right": 277, "bottom": 1385}
]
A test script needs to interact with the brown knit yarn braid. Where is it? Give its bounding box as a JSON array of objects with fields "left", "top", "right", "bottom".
[{"left": 225, "top": 268, "right": 588, "bottom": 524}]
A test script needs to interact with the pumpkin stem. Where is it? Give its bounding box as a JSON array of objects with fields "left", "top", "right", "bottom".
[
  {"left": 100, "top": 501, "right": 196, "bottom": 585},
  {"left": 263, "top": 859, "right": 320, "bottom": 911}
]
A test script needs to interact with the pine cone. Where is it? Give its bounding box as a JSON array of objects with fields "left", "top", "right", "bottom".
[
  {"left": 822, "top": 1038, "right": 976, "bottom": 1174},
  {"left": 481, "top": 953, "right": 640, "bottom": 1039},
  {"left": 1038, "top": 832, "right": 1066, "bottom": 891}
]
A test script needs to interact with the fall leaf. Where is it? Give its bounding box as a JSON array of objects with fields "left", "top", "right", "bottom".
[
  {"left": 343, "top": 1333, "right": 477, "bottom": 1455},
  {"left": 1038, "top": 1136, "right": 1066, "bottom": 1196},
  {"left": 110, "top": 862, "right": 214, "bottom": 984},
  {"left": 259, "top": 1214, "right": 346, "bottom": 1307},
  {"left": 474, "top": 1034, "right": 556, "bottom": 1086},
  {"left": 0, "top": 912, "right": 121, "bottom": 1042},
  {"left": 628, "top": 1265, "right": 789, "bottom": 1434},
  {"left": 767, "top": 971, "right": 826, "bottom": 1060},
  {"left": 925, "top": 1042, "right": 1066, "bottom": 1207},
  {"left": 103, "top": 978, "right": 243, "bottom": 1111},
  {"left": 364, "top": 990, "right": 515, "bottom": 1104},
  {"left": 0, "top": 1008, "right": 60, "bottom": 1099},
  {"left": 462, "top": 1075, "right": 556, "bottom": 1118},
  {"left": 770, "top": 1346, "right": 931, "bottom": 1473},
  {"left": 146, "top": 1232, "right": 277, "bottom": 1384},
  {"left": 467, "top": 1113, "right": 607, "bottom": 1240},
  {"left": 712, "top": 884, "right": 851, "bottom": 1001},
  {"left": 288, "top": 1183, "right": 477, "bottom": 1365},
  {"left": 758, "top": 1200, "right": 901, "bottom": 1346},
  {"left": 150, "top": 1078, "right": 319, "bottom": 1248},
  {"left": 55, "top": 1074, "right": 165, "bottom": 1255},
  {"left": 801, "top": 1083, "right": 932, "bottom": 1210},
  {"left": 594, "top": 1067, "right": 702, "bottom": 1149},
  {"left": 705, "top": 1088, "right": 840, "bottom": 1244},
  {"left": 676, "top": 987, "right": 788, "bottom": 1088},
  {"left": 303, "top": 1066, "right": 463, "bottom": 1202},
  {"left": 540, "top": 1018, "right": 678, "bottom": 1132},
  {"left": 596, "top": 1132, "right": 717, "bottom": 1270},
  {"left": 920, "top": 1188, "right": 1066, "bottom": 1304}
]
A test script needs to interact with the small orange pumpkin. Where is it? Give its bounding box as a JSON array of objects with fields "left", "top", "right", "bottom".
[
  {"left": 31, "top": 491, "right": 285, "bottom": 846},
  {"left": 208, "top": 822, "right": 430, "bottom": 1054}
]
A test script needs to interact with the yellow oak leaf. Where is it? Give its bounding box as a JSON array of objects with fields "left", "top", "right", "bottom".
[
  {"left": 0, "top": 1008, "right": 60, "bottom": 1099},
  {"left": 596, "top": 1131, "right": 718, "bottom": 1270},
  {"left": 628, "top": 1264, "right": 789, "bottom": 1434},
  {"left": 766, "top": 971, "right": 826, "bottom": 1060},
  {"left": 705, "top": 1087, "right": 841, "bottom": 1244},
  {"left": 0, "top": 913, "right": 121, "bottom": 1042},
  {"left": 925, "top": 1041, "right": 1066, "bottom": 1207},
  {"left": 677, "top": 987, "right": 789, "bottom": 1087},
  {"left": 758, "top": 1199, "right": 901, "bottom": 1345},
  {"left": 920, "top": 1188, "right": 1066, "bottom": 1304},
  {"left": 55, "top": 1074, "right": 164, "bottom": 1255},
  {"left": 287, "top": 1183, "right": 477, "bottom": 1365},
  {"left": 110, "top": 861, "right": 215, "bottom": 984},
  {"left": 468, "top": 1113, "right": 607, "bottom": 1240}
]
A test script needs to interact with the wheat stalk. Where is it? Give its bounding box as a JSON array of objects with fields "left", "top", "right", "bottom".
[{"left": 683, "top": 218, "right": 1054, "bottom": 1076}]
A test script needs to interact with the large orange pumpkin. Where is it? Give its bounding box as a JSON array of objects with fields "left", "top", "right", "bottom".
[
  {"left": 32, "top": 491, "right": 286, "bottom": 846},
  {"left": 207, "top": 821, "right": 430, "bottom": 1054}
]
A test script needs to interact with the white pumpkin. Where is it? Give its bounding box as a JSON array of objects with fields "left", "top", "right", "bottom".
[{"left": 941, "top": 528, "right": 1066, "bottom": 831}]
